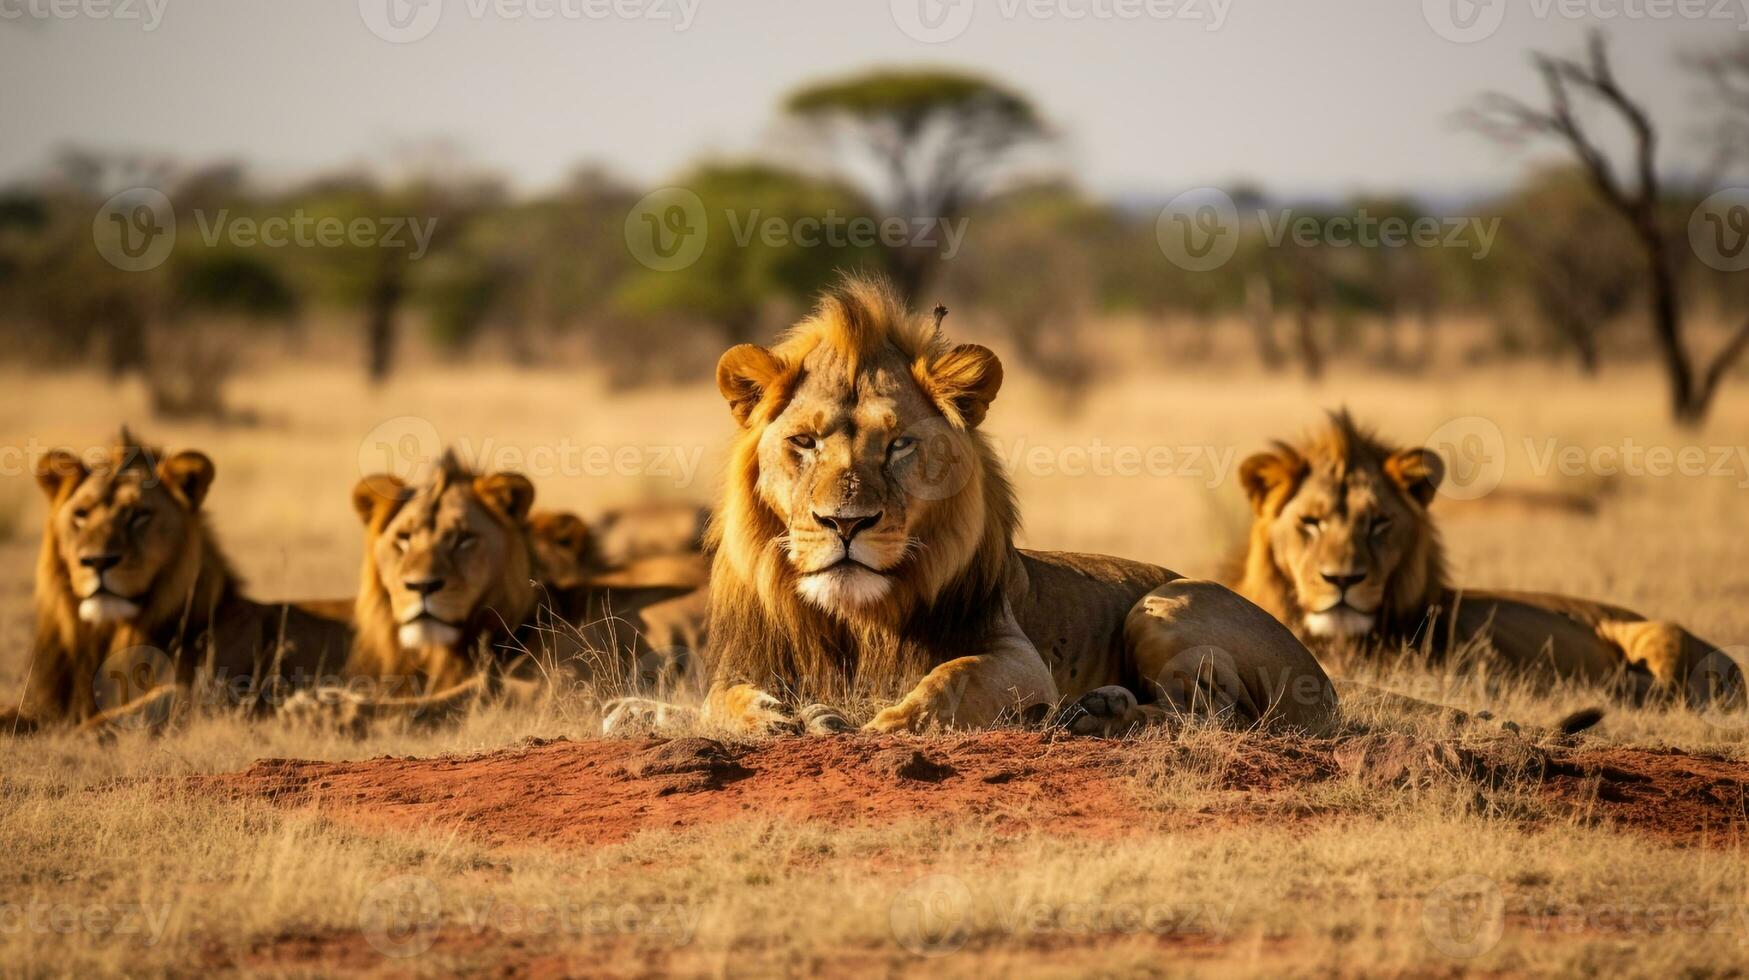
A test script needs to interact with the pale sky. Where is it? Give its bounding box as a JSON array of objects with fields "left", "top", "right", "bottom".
[{"left": 0, "top": 0, "right": 1734, "bottom": 201}]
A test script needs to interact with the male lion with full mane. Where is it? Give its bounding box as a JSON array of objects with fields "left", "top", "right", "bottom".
[
  {"left": 608, "top": 276, "right": 1336, "bottom": 736},
  {"left": 3, "top": 431, "right": 352, "bottom": 733},
  {"left": 1234, "top": 411, "right": 1744, "bottom": 705}
]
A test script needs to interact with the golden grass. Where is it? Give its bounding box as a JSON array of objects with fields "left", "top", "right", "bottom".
[{"left": 1, "top": 355, "right": 1747, "bottom": 975}]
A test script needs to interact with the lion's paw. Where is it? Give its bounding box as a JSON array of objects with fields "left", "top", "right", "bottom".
[
  {"left": 863, "top": 704, "right": 915, "bottom": 733},
  {"left": 601, "top": 697, "right": 695, "bottom": 735},
  {"left": 1052, "top": 686, "right": 1141, "bottom": 737},
  {"left": 280, "top": 687, "right": 371, "bottom": 737}
]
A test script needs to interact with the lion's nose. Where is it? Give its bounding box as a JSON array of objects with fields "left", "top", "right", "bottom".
[
  {"left": 404, "top": 577, "right": 446, "bottom": 597},
  {"left": 79, "top": 554, "right": 121, "bottom": 573},
  {"left": 1321, "top": 571, "right": 1366, "bottom": 591},
  {"left": 813, "top": 511, "right": 881, "bottom": 542}
]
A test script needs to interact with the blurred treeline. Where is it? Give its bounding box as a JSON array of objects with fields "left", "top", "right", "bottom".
[{"left": 0, "top": 54, "right": 1743, "bottom": 420}]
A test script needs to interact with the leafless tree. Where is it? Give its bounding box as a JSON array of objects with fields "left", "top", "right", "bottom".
[{"left": 1467, "top": 31, "right": 1749, "bottom": 425}]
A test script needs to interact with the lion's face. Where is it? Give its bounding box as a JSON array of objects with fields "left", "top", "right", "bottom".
[
  {"left": 1241, "top": 437, "right": 1443, "bottom": 639},
  {"left": 353, "top": 467, "right": 535, "bottom": 652},
  {"left": 37, "top": 446, "right": 213, "bottom": 625},
  {"left": 760, "top": 351, "right": 943, "bottom": 610},
  {"left": 716, "top": 312, "right": 1003, "bottom": 619},
  {"left": 528, "top": 510, "right": 593, "bottom": 589}
]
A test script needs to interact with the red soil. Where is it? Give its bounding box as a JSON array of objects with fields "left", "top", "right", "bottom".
[{"left": 185, "top": 731, "right": 1749, "bottom": 850}]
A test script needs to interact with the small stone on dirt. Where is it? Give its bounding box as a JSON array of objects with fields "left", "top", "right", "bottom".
[{"left": 622, "top": 737, "right": 750, "bottom": 791}]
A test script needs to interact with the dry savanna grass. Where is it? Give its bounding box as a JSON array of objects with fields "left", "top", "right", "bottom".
[{"left": 2, "top": 353, "right": 1747, "bottom": 976}]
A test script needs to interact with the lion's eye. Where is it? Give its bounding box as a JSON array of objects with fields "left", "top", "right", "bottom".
[
  {"left": 70, "top": 508, "right": 89, "bottom": 529},
  {"left": 1299, "top": 515, "right": 1322, "bottom": 535},
  {"left": 455, "top": 532, "right": 477, "bottom": 551},
  {"left": 1371, "top": 517, "right": 1393, "bottom": 537},
  {"left": 787, "top": 434, "right": 816, "bottom": 451},
  {"left": 395, "top": 531, "right": 411, "bottom": 553},
  {"left": 888, "top": 436, "right": 918, "bottom": 457},
  {"left": 129, "top": 510, "right": 152, "bottom": 530}
]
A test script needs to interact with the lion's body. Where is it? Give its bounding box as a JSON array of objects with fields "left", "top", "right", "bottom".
[
  {"left": 9, "top": 436, "right": 351, "bottom": 731},
  {"left": 604, "top": 277, "right": 1336, "bottom": 736},
  {"left": 1235, "top": 413, "right": 1741, "bottom": 703}
]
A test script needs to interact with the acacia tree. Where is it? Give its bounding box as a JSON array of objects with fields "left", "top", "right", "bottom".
[
  {"left": 614, "top": 163, "right": 882, "bottom": 349},
  {"left": 783, "top": 69, "right": 1051, "bottom": 299},
  {"left": 1467, "top": 32, "right": 1749, "bottom": 425}
]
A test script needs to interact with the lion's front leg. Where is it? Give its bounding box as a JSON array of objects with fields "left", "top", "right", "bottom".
[{"left": 864, "top": 611, "right": 1058, "bottom": 733}]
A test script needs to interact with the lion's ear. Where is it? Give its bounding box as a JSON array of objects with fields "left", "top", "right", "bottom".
[
  {"left": 475, "top": 473, "right": 535, "bottom": 523},
  {"left": 716, "top": 344, "right": 785, "bottom": 426},
  {"left": 924, "top": 344, "right": 1003, "bottom": 429},
  {"left": 1384, "top": 448, "right": 1444, "bottom": 507},
  {"left": 531, "top": 511, "right": 590, "bottom": 557},
  {"left": 35, "top": 450, "right": 87, "bottom": 501},
  {"left": 352, "top": 474, "right": 410, "bottom": 526},
  {"left": 1239, "top": 448, "right": 1306, "bottom": 515},
  {"left": 159, "top": 451, "right": 215, "bottom": 511}
]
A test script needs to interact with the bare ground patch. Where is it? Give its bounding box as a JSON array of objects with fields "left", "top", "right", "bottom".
[{"left": 183, "top": 731, "right": 1749, "bottom": 851}]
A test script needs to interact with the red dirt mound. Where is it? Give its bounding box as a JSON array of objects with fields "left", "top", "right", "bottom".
[{"left": 185, "top": 732, "right": 1749, "bottom": 850}]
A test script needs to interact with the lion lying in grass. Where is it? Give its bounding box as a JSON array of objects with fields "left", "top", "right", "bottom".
[
  {"left": 1233, "top": 411, "right": 1744, "bottom": 706},
  {"left": 606, "top": 276, "right": 1339, "bottom": 737},
  {"left": 2, "top": 431, "right": 353, "bottom": 733},
  {"left": 312, "top": 454, "right": 707, "bottom": 725}
]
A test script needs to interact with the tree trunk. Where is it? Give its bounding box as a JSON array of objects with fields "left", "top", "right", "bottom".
[
  {"left": 1244, "top": 274, "right": 1284, "bottom": 371},
  {"left": 366, "top": 258, "right": 405, "bottom": 384},
  {"left": 1295, "top": 302, "right": 1324, "bottom": 381}
]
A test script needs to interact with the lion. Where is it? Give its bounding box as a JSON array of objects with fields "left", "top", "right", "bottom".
[
  {"left": 528, "top": 508, "right": 708, "bottom": 593},
  {"left": 527, "top": 508, "right": 709, "bottom": 683},
  {"left": 605, "top": 276, "right": 1337, "bottom": 737},
  {"left": 344, "top": 456, "right": 705, "bottom": 713},
  {"left": 3, "top": 431, "right": 353, "bottom": 733},
  {"left": 1233, "top": 411, "right": 1745, "bottom": 705}
]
